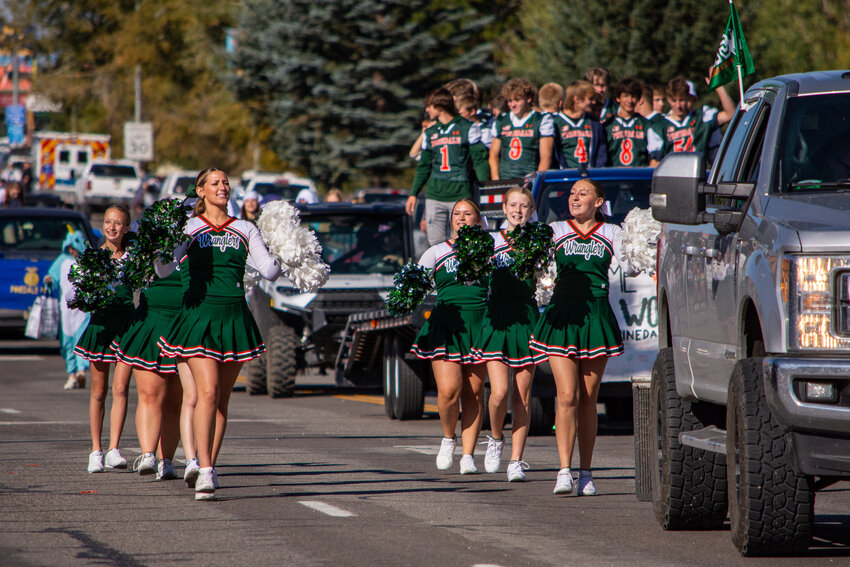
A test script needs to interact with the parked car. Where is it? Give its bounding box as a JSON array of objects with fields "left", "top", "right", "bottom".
[
  {"left": 236, "top": 172, "right": 318, "bottom": 208},
  {"left": 0, "top": 208, "right": 98, "bottom": 332},
  {"left": 75, "top": 159, "right": 142, "bottom": 213}
]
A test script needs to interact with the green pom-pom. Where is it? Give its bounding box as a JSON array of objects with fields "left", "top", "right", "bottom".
[
  {"left": 385, "top": 263, "right": 433, "bottom": 317},
  {"left": 119, "top": 198, "right": 190, "bottom": 290},
  {"left": 454, "top": 224, "right": 494, "bottom": 285},
  {"left": 507, "top": 221, "right": 554, "bottom": 281},
  {"left": 68, "top": 247, "right": 119, "bottom": 312}
]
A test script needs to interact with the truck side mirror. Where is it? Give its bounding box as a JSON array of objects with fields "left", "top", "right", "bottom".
[{"left": 650, "top": 153, "right": 706, "bottom": 225}]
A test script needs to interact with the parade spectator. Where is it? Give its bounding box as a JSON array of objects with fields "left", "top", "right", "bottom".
[
  {"left": 2, "top": 181, "right": 24, "bottom": 207},
  {"left": 295, "top": 185, "right": 320, "bottom": 204},
  {"left": 241, "top": 191, "right": 261, "bottom": 224},
  {"left": 553, "top": 80, "right": 608, "bottom": 169},
  {"left": 406, "top": 88, "right": 489, "bottom": 246},
  {"left": 584, "top": 66, "right": 616, "bottom": 123},
  {"left": 658, "top": 77, "right": 736, "bottom": 162},
  {"left": 411, "top": 199, "right": 488, "bottom": 474},
  {"left": 489, "top": 78, "right": 554, "bottom": 180},
  {"left": 325, "top": 188, "right": 345, "bottom": 202},
  {"left": 605, "top": 78, "right": 663, "bottom": 167}
]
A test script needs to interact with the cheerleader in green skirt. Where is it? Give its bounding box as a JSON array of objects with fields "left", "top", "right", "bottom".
[
  {"left": 156, "top": 168, "right": 281, "bottom": 500},
  {"left": 110, "top": 269, "right": 192, "bottom": 480},
  {"left": 74, "top": 205, "right": 135, "bottom": 474},
  {"left": 471, "top": 187, "right": 545, "bottom": 481},
  {"left": 529, "top": 178, "right": 638, "bottom": 496},
  {"left": 411, "top": 199, "right": 487, "bottom": 475}
]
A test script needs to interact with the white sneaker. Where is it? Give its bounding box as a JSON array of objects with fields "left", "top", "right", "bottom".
[
  {"left": 577, "top": 469, "right": 597, "bottom": 496},
  {"left": 156, "top": 458, "right": 178, "bottom": 480},
  {"left": 506, "top": 460, "right": 529, "bottom": 482},
  {"left": 104, "top": 448, "right": 127, "bottom": 469},
  {"left": 87, "top": 450, "right": 104, "bottom": 473},
  {"left": 483, "top": 436, "right": 504, "bottom": 473},
  {"left": 553, "top": 468, "right": 573, "bottom": 495},
  {"left": 459, "top": 454, "right": 478, "bottom": 474},
  {"left": 63, "top": 374, "right": 79, "bottom": 390},
  {"left": 195, "top": 467, "right": 215, "bottom": 501},
  {"left": 184, "top": 458, "right": 200, "bottom": 487},
  {"left": 435, "top": 437, "right": 456, "bottom": 470},
  {"left": 133, "top": 452, "right": 157, "bottom": 475}
]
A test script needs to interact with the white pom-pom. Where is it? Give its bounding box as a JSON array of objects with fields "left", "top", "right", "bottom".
[
  {"left": 535, "top": 259, "right": 557, "bottom": 306},
  {"left": 621, "top": 207, "right": 662, "bottom": 274},
  {"left": 257, "top": 201, "right": 330, "bottom": 292},
  {"left": 243, "top": 266, "right": 261, "bottom": 291}
]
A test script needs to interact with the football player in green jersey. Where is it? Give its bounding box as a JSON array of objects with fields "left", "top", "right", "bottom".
[
  {"left": 605, "top": 78, "right": 663, "bottom": 167},
  {"left": 585, "top": 66, "right": 617, "bottom": 124},
  {"left": 659, "top": 77, "right": 736, "bottom": 161},
  {"left": 553, "top": 80, "right": 608, "bottom": 169},
  {"left": 488, "top": 78, "right": 554, "bottom": 180}
]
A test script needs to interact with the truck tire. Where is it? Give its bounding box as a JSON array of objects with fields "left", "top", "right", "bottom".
[
  {"left": 726, "top": 358, "right": 814, "bottom": 556},
  {"left": 528, "top": 396, "right": 555, "bottom": 436},
  {"left": 266, "top": 324, "right": 297, "bottom": 398},
  {"left": 383, "top": 336, "right": 397, "bottom": 419},
  {"left": 246, "top": 354, "right": 267, "bottom": 395},
  {"left": 388, "top": 336, "right": 424, "bottom": 420},
  {"left": 650, "top": 348, "right": 727, "bottom": 530}
]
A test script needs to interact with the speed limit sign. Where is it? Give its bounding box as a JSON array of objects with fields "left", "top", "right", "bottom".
[{"left": 124, "top": 121, "right": 154, "bottom": 161}]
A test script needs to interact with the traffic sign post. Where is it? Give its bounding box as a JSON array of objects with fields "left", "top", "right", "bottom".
[{"left": 124, "top": 121, "right": 154, "bottom": 162}]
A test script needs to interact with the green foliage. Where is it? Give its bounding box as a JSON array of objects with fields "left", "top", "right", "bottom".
[{"left": 229, "top": 0, "right": 499, "bottom": 188}]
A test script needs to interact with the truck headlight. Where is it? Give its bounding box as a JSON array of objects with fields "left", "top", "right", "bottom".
[{"left": 783, "top": 254, "right": 850, "bottom": 350}]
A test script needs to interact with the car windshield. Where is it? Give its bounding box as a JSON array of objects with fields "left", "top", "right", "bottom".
[
  {"left": 251, "top": 182, "right": 305, "bottom": 202},
  {"left": 780, "top": 93, "right": 850, "bottom": 192},
  {"left": 305, "top": 214, "right": 406, "bottom": 275},
  {"left": 0, "top": 216, "right": 90, "bottom": 252},
  {"left": 90, "top": 165, "right": 138, "bottom": 178},
  {"left": 537, "top": 178, "right": 652, "bottom": 225},
  {"left": 170, "top": 176, "right": 196, "bottom": 195}
]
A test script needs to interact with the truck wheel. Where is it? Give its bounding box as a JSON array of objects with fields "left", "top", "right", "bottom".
[
  {"left": 528, "top": 396, "right": 555, "bottom": 436},
  {"left": 266, "top": 324, "right": 297, "bottom": 398},
  {"left": 650, "top": 348, "right": 727, "bottom": 530},
  {"left": 246, "top": 354, "right": 267, "bottom": 395},
  {"left": 383, "top": 336, "right": 397, "bottom": 419},
  {"left": 726, "top": 358, "right": 814, "bottom": 556},
  {"left": 388, "top": 336, "right": 424, "bottom": 420}
]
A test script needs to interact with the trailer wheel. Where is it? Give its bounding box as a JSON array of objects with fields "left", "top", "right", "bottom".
[
  {"left": 266, "top": 324, "right": 297, "bottom": 398},
  {"left": 528, "top": 396, "right": 555, "bottom": 436},
  {"left": 246, "top": 354, "right": 267, "bottom": 395},
  {"left": 727, "top": 358, "right": 813, "bottom": 556},
  {"left": 383, "top": 336, "right": 397, "bottom": 419},
  {"left": 388, "top": 336, "right": 424, "bottom": 420},
  {"left": 650, "top": 348, "right": 727, "bottom": 530}
]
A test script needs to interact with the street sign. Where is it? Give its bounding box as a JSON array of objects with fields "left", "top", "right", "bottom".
[
  {"left": 5, "top": 105, "right": 25, "bottom": 146},
  {"left": 124, "top": 121, "right": 154, "bottom": 161}
]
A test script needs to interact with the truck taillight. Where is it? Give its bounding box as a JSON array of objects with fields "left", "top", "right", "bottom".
[{"left": 86, "top": 180, "right": 92, "bottom": 191}]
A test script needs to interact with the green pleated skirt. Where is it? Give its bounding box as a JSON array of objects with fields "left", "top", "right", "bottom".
[
  {"left": 529, "top": 295, "right": 624, "bottom": 359},
  {"left": 111, "top": 304, "right": 179, "bottom": 373},
  {"left": 158, "top": 299, "right": 265, "bottom": 363},
  {"left": 411, "top": 301, "right": 485, "bottom": 364},
  {"left": 75, "top": 308, "right": 134, "bottom": 363},
  {"left": 471, "top": 300, "right": 545, "bottom": 367}
]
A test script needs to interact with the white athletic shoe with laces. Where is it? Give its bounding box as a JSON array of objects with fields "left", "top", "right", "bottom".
[
  {"left": 156, "top": 458, "right": 178, "bottom": 480},
  {"left": 506, "top": 460, "right": 530, "bottom": 482},
  {"left": 459, "top": 454, "right": 478, "bottom": 474},
  {"left": 577, "top": 469, "right": 597, "bottom": 496},
  {"left": 436, "top": 437, "right": 457, "bottom": 470},
  {"left": 87, "top": 450, "right": 104, "bottom": 473},
  {"left": 63, "top": 374, "right": 79, "bottom": 390},
  {"left": 195, "top": 467, "right": 215, "bottom": 501},
  {"left": 133, "top": 452, "right": 157, "bottom": 475},
  {"left": 184, "top": 458, "right": 200, "bottom": 487},
  {"left": 104, "top": 448, "right": 127, "bottom": 469},
  {"left": 553, "top": 468, "right": 574, "bottom": 495},
  {"left": 483, "top": 437, "right": 504, "bottom": 473}
]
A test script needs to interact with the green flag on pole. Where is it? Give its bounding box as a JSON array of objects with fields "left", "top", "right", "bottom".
[{"left": 707, "top": 1, "right": 755, "bottom": 91}]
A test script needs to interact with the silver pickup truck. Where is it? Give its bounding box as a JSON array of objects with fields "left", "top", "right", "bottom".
[{"left": 641, "top": 71, "right": 850, "bottom": 556}]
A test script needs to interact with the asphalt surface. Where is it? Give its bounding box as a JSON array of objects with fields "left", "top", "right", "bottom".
[{"left": 1, "top": 339, "right": 849, "bottom": 566}]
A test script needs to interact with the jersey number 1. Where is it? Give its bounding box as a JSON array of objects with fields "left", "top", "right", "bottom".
[{"left": 439, "top": 145, "right": 451, "bottom": 172}]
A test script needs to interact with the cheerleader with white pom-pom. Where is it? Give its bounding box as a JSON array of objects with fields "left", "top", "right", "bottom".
[
  {"left": 156, "top": 168, "right": 281, "bottom": 501},
  {"left": 529, "top": 178, "right": 639, "bottom": 497}
]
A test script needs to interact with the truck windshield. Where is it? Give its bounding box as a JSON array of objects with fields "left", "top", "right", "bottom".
[
  {"left": 305, "top": 215, "right": 406, "bottom": 275},
  {"left": 0, "top": 216, "right": 91, "bottom": 252},
  {"left": 251, "top": 182, "right": 304, "bottom": 202},
  {"left": 90, "top": 165, "right": 137, "bottom": 178},
  {"left": 536, "top": 178, "right": 652, "bottom": 225},
  {"left": 780, "top": 93, "right": 850, "bottom": 192}
]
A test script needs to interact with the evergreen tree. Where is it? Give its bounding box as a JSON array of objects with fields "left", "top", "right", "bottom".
[{"left": 229, "top": 0, "right": 497, "bottom": 188}]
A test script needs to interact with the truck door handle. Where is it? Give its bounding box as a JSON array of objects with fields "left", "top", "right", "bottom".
[
  {"left": 684, "top": 246, "right": 698, "bottom": 256},
  {"left": 704, "top": 248, "right": 719, "bottom": 259}
]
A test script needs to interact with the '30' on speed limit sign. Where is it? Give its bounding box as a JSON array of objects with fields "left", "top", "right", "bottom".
[{"left": 124, "top": 122, "right": 154, "bottom": 161}]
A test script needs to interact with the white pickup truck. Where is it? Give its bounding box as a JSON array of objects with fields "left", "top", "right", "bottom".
[{"left": 75, "top": 159, "right": 141, "bottom": 213}]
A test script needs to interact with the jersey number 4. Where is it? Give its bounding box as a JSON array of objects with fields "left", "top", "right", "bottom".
[{"left": 574, "top": 138, "right": 588, "bottom": 163}]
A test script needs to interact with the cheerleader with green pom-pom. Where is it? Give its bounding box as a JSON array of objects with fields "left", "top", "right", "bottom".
[
  {"left": 410, "top": 199, "right": 489, "bottom": 474},
  {"left": 471, "top": 187, "right": 547, "bottom": 481},
  {"left": 73, "top": 204, "right": 135, "bottom": 474}
]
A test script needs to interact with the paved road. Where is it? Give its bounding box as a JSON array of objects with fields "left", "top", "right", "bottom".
[{"left": 1, "top": 341, "right": 848, "bottom": 566}]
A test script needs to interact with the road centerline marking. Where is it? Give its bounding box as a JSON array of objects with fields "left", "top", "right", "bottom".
[
  {"left": 0, "top": 408, "right": 21, "bottom": 414},
  {"left": 299, "top": 500, "right": 356, "bottom": 518}
]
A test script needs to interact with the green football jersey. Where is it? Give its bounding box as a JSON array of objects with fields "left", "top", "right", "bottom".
[
  {"left": 605, "top": 115, "right": 660, "bottom": 167},
  {"left": 659, "top": 107, "right": 719, "bottom": 156},
  {"left": 492, "top": 110, "right": 554, "bottom": 179},
  {"left": 553, "top": 113, "right": 595, "bottom": 168},
  {"left": 411, "top": 117, "right": 489, "bottom": 202}
]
